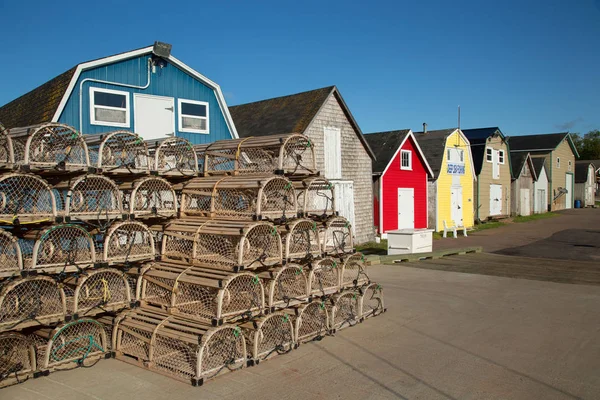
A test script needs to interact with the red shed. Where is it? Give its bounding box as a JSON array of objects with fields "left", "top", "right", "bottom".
[{"left": 365, "top": 130, "right": 433, "bottom": 236}]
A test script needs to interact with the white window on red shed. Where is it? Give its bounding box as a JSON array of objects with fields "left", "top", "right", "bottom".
[{"left": 400, "top": 150, "right": 412, "bottom": 170}]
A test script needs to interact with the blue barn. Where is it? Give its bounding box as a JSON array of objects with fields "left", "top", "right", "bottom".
[{"left": 0, "top": 42, "right": 238, "bottom": 144}]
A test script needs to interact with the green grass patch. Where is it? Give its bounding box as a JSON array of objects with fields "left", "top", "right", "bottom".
[
  {"left": 473, "top": 221, "right": 506, "bottom": 231},
  {"left": 513, "top": 212, "right": 559, "bottom": 223},
  {"left": 355, "top": 239, "right": 388, "bottom": 255}
]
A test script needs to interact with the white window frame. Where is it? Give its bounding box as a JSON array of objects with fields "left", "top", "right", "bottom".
[
  {"left": 448, "top": 148, "right": 464, "bottom": 164},
  {"left": 400, "top": 150, "right": 412, "bottom": 170},
  {"left": 486, "top": 147, "right": 493, "bottom": 162},
  {"left": 568, "top": 160, "right": 572, "bottom": 172},
  {"left": 89, "top": 87, "right": 130, "bottom": 128},
  {"left": 557, "top": 157, "right": 561, "bottom": 169},
  {"left": 178, "top": 98, "right": 209, "bottom": 134},
  {"left": 498, "top": 150, "right": 505, "bottom": 164}
]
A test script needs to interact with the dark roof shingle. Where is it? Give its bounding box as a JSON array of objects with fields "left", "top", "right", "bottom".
[
  {"left": 508, "top": 133, "right": 569, "bottom": 152},
  {"left": 462, "top": 127, "right": 505, "bottom": 176},
  {"left": 575, "top": 161, "right": 596, "bottom": 183},
  {"left": 364, "top": 130, "right": 411, "bottom": 173},
  {"left": 531, "top": 157, "right": 547, "bottom": 177},
  {"left": 414, "top": 128, "right": 457, "bottom": 178}
]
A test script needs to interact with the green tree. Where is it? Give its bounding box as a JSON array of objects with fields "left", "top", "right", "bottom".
[{"left": 572, "top": 130, "right": 600, "bottom": 159}]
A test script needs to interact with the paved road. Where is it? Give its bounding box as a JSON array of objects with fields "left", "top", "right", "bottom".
[
  {"left": 4, "top": 266, "right": 600, "bottom": 400},
  {"left": 433, "top": 209, "right": 600, "bottom": 260}
]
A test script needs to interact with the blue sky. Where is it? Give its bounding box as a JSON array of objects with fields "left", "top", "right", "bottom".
[{"left": 1, "top": 0, "right": 599, "bottom": 136}]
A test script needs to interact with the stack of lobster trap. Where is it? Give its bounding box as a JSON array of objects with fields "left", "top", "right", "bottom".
[{"left": 0, "top": 122, "right": 385, "bottom": 389}]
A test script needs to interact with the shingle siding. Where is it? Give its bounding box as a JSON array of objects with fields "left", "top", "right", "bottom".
[{"left": 305, "top": 94, "right": 374, "bottom": 244}]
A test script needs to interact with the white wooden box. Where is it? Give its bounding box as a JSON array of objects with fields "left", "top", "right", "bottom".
[{"left": 387, "top": 229, "right": 433, "bottom": 255}]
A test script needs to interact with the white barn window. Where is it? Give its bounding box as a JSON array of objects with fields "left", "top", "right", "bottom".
[
  {"left": 400, "top": 150, "right": 412, "bottom": 170},
  {"left": 90, "top": 87, "right": 130, "bottom": 127},
  {"left": 486, "top": 148, "right": 493, "bottom": 162},
  {"left": 178, "top": 99, "right": 209, "bottom": 134},
  {"left": 498, "top": 150, "right": 505, "bottom": 164},
  {"left": 557, "top": 157, "right": 561, "bottom": 168}
]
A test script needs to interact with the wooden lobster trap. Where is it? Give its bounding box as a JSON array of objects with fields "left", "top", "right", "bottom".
[
  {"left": 328, "top": 290, "right": 360, "bottom": 332},
  {"left": 339, "top": 252, "right": 369, "bottom": 289},
  {"left": 196, "top": 133, "right": 316, "bottom": 176},
  {"left": 240, "top": 311, "right": 295, "bottom": 364},
  {"left": 0, "top": 332, "right": 37, "bottom": 387},
  {"left": 0, "top": 173, "right": 57, "bottom": 225},
  {"left": 148, "top": 137, "right": 198, "bottom": 177},
  {"left": 258, "top": 264, "right": 309, "bottom": 312},
  {"left": 112, "top": 308, "right": 247, "bottom": 386},
  {"left": 32, "top": 318, "right": 108, "bottom": 373},
  {"left": 294, "top": 177, "right": 335, "bottom": 219},
  {"left": 64, "top": 268, "right": 133, "bottom": 318},
  {"left": 287, "top": 301, "right": 330, "bottom": 344},
  {"left": 307, "top": 257, "right": 340, "bottom": 298},
  {"left": 18, "top": 224, "right": 96, "bottom": 274},
  {"left": 136, "top": 261, "right": 265, "bottom": 325},
  {"left": 0, "top": 276, "right": 66, "bottom": 331},
  {"left": 321, "top": 216, "right": 354, "bottom": 256},
  {"left": 102, "top": 220, "right": 156, "bottom": 265},
  {"left": 120, "top": 176, "right": 177, "bottom": 219},
  {"left": 52, "top": 174, "right": 123, "bottom": 221},
  {"left": 85, "top": 130, "right": 150, "bottom": 175},
  {"left": 9, "top": 123, "right": 90, "bottom": 173},
  {"left": 179, "top": 175, "right": 297, "bottom": 221},
  {"left": 161, "top": 219, "right": 282, "bottom": 272},
  {"left": 0, "top": 122, "right": 15, "bottom": 170},
  {"left": 279, "top": 218, "right": 322, "bottom": 261},
  {"left": 359, "top": 283, "right": 385, "bottom": 320},
  {"left": 0, "top": 228, "right": 23, "bottom": 278}
]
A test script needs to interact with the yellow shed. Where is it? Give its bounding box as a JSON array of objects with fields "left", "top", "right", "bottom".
[{"left": 415, "top": 127, "right": 475, "bottom": 232}]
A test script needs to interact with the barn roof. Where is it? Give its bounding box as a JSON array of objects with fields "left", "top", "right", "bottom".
[
  {"left": 229, "top": 86, "right": 375, "bottom": 160},
  {"left": 531, "top": 157, "right": 547, "bottom": 177},
  {"left": 462, "top": 127, "right": 506, "bottom": 176},
  {"left": 510, "top": 151, "right": 537, "bottom": 180},
  {"left": 414, "top": 128, "right": 457, "bottom": 178},
  {"left": 575, "top": 161, "right": 596, "bottom": 183},
  {"left": 364, "top": 129, "right": 433, "bottom": 177},
  {"left": 508, "top": 132, "right": 579, "bottom": 158}
]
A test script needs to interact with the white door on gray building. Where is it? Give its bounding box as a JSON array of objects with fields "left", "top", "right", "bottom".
[
  {"left": 536, "top": 189, "right": 546, "bottom": 213},
  {"left": 333, "top": 181, "right": 355, "bottom": 234},
  {"left": 451, "top": 186, "right": 463, "bottom": 225},
  {"left": 397, "top": 188, "right": 414, "bottom": 229},
  {"left": 520, "top": 188, "right": 531, "bottom": 216},
  {"left": 565, "top": 174, "right": 573, "bottom": 209},
  {"left": 323, "top": 127, "right": 342, "bottom": 179},
  {"left": 489, "top": 184, "right": 502, "bottom": 215},
  {"left": 134, "top": 94, "right": 175, "bottom": 140}
]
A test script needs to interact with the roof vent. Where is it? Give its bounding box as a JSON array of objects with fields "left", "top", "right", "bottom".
[
  {"left": 153, "top": 42, "right": 172, "bottom": 58},
  {"left": 423, "top": 123, "right": 427, "bottom": 134}
]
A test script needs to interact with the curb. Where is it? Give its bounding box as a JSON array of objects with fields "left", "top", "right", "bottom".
[{"left": 365, "top": 246, "right": 483, "bottom": 265}]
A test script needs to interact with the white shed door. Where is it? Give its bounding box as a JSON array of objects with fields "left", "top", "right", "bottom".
[
  {"left": 565, "top": 174, "right": 573, "bottom": 209},
  {"left": 323, "top": 127, "right": 342, "bottom": 179},
  {"left": 489, "top": 184, "right": 502, "bottom": 215},
  {"left": 536, "top": 189, "right": 546, "bottom": 213},
  {"left": 492, "top": 150, "right": 500, "bottom": 179},
  {"left": 333, "top": 181, "right": 355, "bottom": 233},
  {"left": 451, "top": 186, "right": 463, "bottom": 225},
  {"left": 520, "top": 188, "right": 531, "bottom": 216},
  {"left": 397, "top": 188, "right": 414, "bottom": 229},
  {"left": 134, "top": 94, "right": 175, "bottom": 140}
]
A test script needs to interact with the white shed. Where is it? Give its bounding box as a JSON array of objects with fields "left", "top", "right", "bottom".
[
  {"left": 532, "top": 158, "right": 549, "bottom": 213},
  {"left": 575, "top": 162, "right": 596, "bottom": 207}
]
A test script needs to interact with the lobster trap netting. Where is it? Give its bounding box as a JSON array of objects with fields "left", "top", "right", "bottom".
[
  {"left": 65, "top": 268, "right": 132, "bottom": 317},
  {"left": 10, "top": 123, "right": 89, "bottom": 171},
  {"left": 139, "top": 262, "right": 265, "bottom": 324},
  {"left": 53, "top": 174, "right": 122, "bottom": 221},
  {"left": 103, "top": 220, "right": 155, "bottom": 264},
  {"left": 280, "top": 219, "right": 321, "bottom": 261},
  {"left": 121, "top": 176, "right": 177, "bottom": 219},
  {"left": 259, "top": 264, "right": 309, "bottom": 311},
  {"left": 180, "top": 175, "right": 297, "bottom": 221},
  {"left": 34, "top": 318, "right": 107, "bottom": 371},
  {"left": 0, "top": 173, "right": 57, "bottom": 224},
  {"left": 161, "top": 220, "right": 282, "bottom": 271},
  {"left": 0, "top": 228, "right": 23, "bottom": 277},
  {"left": 0, "top": 124, "right": 14, "bottom": 170},
  {"left": 0, "top": 276, "right": 66, "bottom": 331},
  {"left": 294, "top": 301, "right": 329, "bottom": 343},
  {"left": 359, "top": 283, "right": 385, "bottom": 319},
  {"left": 308, "top": 257, "right": 340, "bottom": 298},
  {"left": 0, "top": 332, "right": 36, "bottom": 387},
  {"left": 278, "top": 134, "right": 316, "bottom": 176},
  {"left": 329, "top": 291, "right": 360, "bottom": 331},
  {"left": 114, "top": 308, "right": 246, "bottom": 385},
  {"left": 86, "top": 130, "right": 150, "bottom": 174},
  {"left": 24, "top": 224, "right": 96, "bottom": 272},
  {"left": 242, "top": 312, "right": 294, "bottom": 362},
  {"left": 148, "top": 137, "right": 198, "bottom": 177},
  {"left": 321, "top": 216, "right": 354, "bottom": 256},
  {"left": 195, "top": 140, "right": 276, "bottom": 175},
  {"left": 295, "top": 177, "right": 335, "bottom": 218},
  {"left": 340, "top": 252, "right": 369, "bottom": 289}
]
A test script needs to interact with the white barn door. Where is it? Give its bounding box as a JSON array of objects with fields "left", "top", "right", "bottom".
[
  {"left": 451, "top": 186, "right": 463, "bottom": 225},
  {"left": 520, "top": 188, "right": 531, "bottom": 216},
  {"left": 134, "top": 94, "right": 175, "bottom": 140},
  {"left": 397, "top": 188, "right": 414, "bottom": 229},
  {"left": 333, "top": 181, "right": 355, "bottom": 234},
  {"left": 323, "top": 127, "right": 342, "bottom": 179},
  {"left": 565, "top": 174, "right": 573, "bottom": 209},
  {"left": 489, "top": 184, "right": 502, "bottom": 216}
]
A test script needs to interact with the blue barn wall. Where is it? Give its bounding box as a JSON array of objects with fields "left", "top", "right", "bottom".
[{"left": 57, "top": 53, "right": 233, "bottom": 145}]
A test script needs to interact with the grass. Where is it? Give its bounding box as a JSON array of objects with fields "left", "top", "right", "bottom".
[
  {"left": 355, "top": 239, "right": 388, "bottom": 255},
  {"left": 513, "top": 212, "right": 559, "bottom": 223},
  {"left": 472, "top": 221, "right": 506, "bottom": 231}
]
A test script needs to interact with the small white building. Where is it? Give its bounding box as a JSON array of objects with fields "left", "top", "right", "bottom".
[
  {"left": 532, "top": 158, "right": 549, "bottom": 213},
  {"left": 575, "top": 162, "right": 597, "bottom": 207}
]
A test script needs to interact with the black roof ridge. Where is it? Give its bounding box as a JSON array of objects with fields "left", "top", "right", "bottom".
[{"left": 229, "top": 86, "right": 336, "bottom": 108}]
